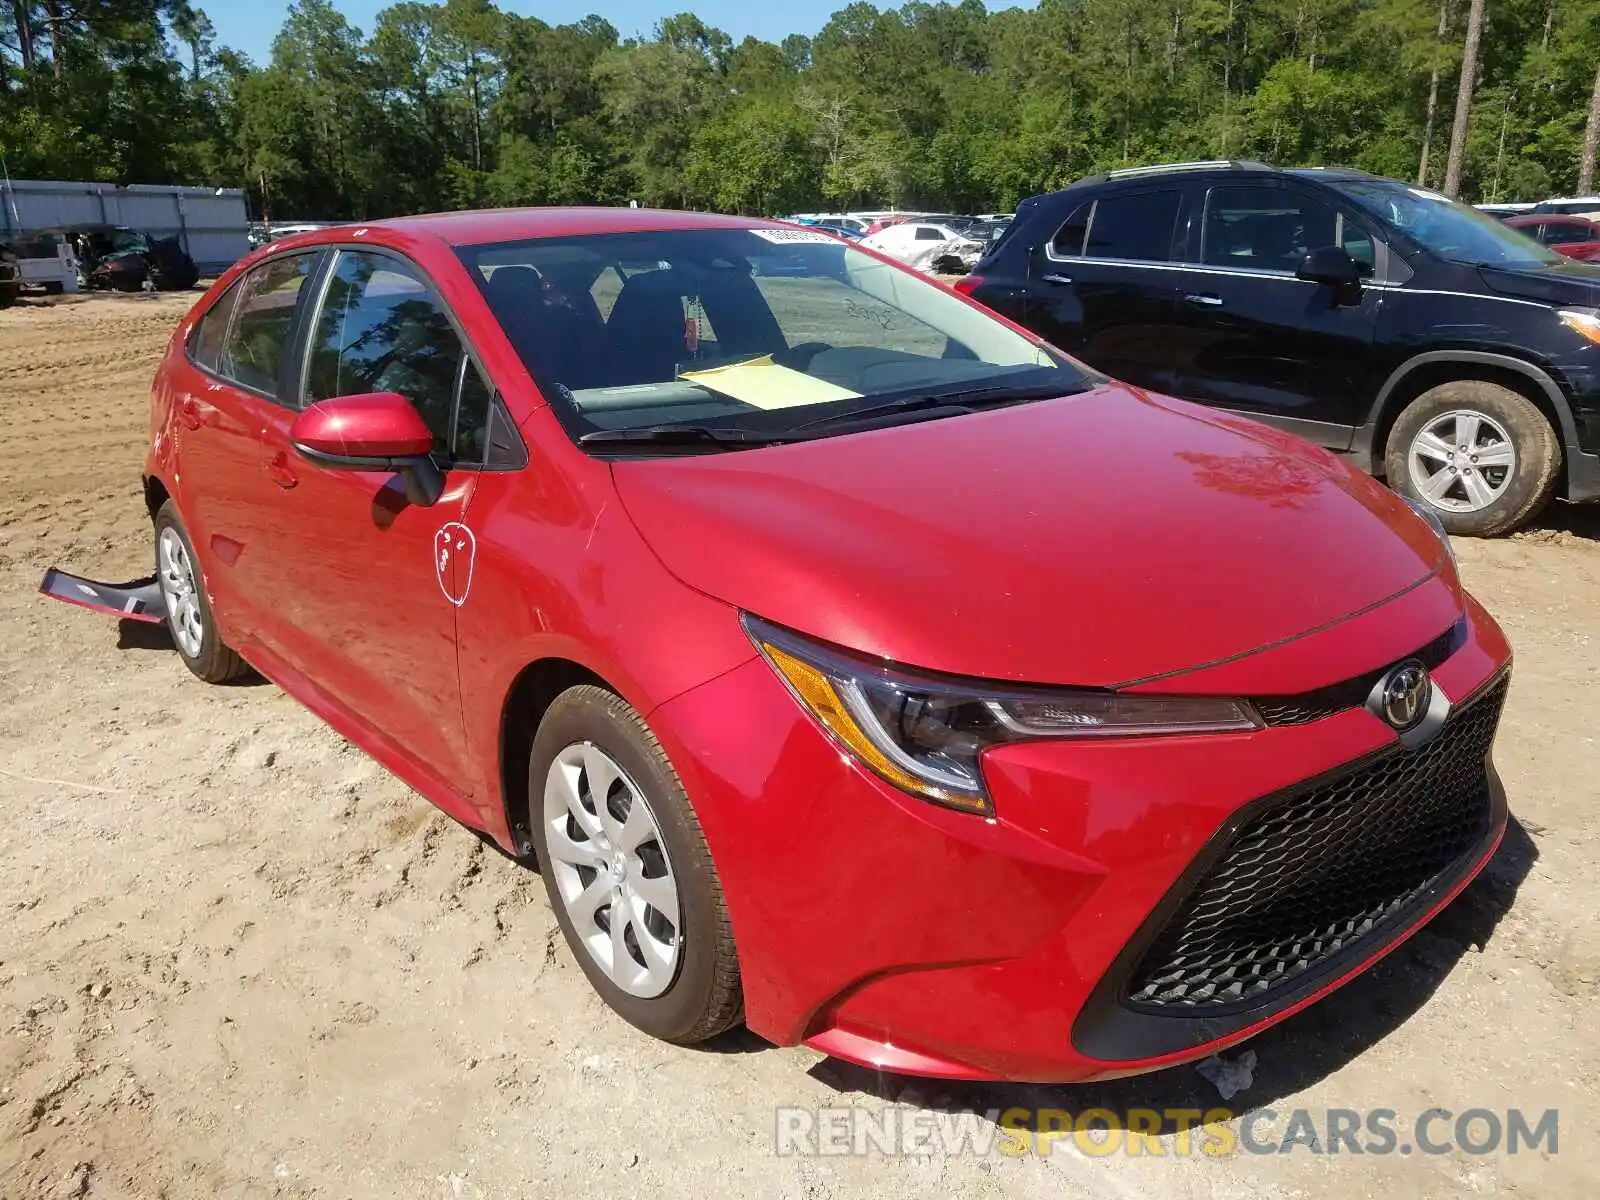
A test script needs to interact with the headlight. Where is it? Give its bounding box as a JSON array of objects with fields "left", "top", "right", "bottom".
[
  {"left": 1404, "top": 496, "right": 1458, "bottom": 567},
  {"left": 1558, "top": 308, "right": 1600, "bottom": 347},
  {"left": 744, "top": 615, "right": 1259, "bottom": 815}
]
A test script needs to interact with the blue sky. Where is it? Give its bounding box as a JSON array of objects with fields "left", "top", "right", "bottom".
[{"left": 204, "top": 0, "right": 1038, "bottom": 64}]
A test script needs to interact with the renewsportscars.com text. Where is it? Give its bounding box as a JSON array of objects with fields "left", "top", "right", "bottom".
[{"left": 773, "top": 1105, "right": 1559, "bottom": 1158}]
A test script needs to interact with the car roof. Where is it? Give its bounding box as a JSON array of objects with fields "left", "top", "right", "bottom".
[{"left": 363, "top": 206, "right": 786, "bottom": 248}]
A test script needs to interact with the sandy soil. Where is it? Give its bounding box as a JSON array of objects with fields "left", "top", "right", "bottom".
[{"left": 1, "top": 293, "right": 1597, "bottom": 1199}]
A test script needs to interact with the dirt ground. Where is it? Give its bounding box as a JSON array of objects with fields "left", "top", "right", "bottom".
[{"left": 1, "top": 293, "right": 1597, "bottom": 1199}]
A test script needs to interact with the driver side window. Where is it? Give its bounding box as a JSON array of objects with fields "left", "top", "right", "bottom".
[{"left": 304, "top": 250, "right": 491, "bottom": 462}]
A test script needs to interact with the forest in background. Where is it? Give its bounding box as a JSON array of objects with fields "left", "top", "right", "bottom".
[{"left": 2, "top": 0, "right": 1598, "bottom": 222}]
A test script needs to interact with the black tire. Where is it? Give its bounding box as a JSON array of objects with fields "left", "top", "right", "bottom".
[
  {"left": 1384, "top": 380, "right": 1561, "bottom": 537},
  {"left": 41, "top": 281, "right": 65, "bottom": 295},
  {"left": 153, "top": 502, "right": 249, "bottom": 683},
  {"left": 528, "top": 685, "right": 742, "bottom": 1044}
]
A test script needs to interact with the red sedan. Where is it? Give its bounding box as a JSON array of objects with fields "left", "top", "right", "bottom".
[
  {"left": 1504, "top": 213, "right": 1600, "bottom": 262},
  {"left": 113, "top": 208, "right": 1508, "bottom": 1082}
]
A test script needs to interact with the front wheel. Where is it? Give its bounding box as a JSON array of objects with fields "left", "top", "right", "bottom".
[
  {"left": 529, "top": 685, "right": 742, "bottom": 1045},
  {"left": 1384, "top": 380, "right": 1561, "bottom": 537},
  {"left": 153, "top": 502, "right": 249, "bottom": 683}
]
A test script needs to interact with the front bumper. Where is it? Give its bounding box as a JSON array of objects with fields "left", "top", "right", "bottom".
[{"left": 649, "top": 591, "right": 1512, "bottom": 1083}]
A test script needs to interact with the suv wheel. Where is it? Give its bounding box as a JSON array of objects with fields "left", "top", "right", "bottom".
[
  {"left": 1384, "top": 380, "right": 1560, "bottom": 537},
  {"left": 529, "top": 685, "right": 742, "bottom": 1045}
]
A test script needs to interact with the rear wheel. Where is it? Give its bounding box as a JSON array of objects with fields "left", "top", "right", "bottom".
[
  {"left": 529, "top": 685, "right": 742, "bottom": 1045},
  {"left": 1384, "top": 380, "right": 1560, "bottom": 537},
  {"left": 153, "top": 502, "right": 249, "bottom": 683}
]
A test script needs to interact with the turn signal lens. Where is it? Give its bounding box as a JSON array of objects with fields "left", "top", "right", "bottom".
[
  {"left": 744, "top": 615, "right": 1259, "bottom": 816},
  {"left": 1558, "top": 309, "right": 1600, "bottom": 346}
]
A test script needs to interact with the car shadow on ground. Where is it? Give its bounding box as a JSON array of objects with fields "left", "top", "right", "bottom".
[
  {"left": 1515, "top": 499, "right": 1600, "bottom": 543},
  {"left": 115, "top": 618, "right": 267, "bottom": 684},
  {"left": 805, "top": 817, "right": 1539, "bottom": 1128}
]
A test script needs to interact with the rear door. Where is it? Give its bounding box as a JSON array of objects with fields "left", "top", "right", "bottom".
[
  {"left": 173, "top": 249, "right": 322, "bottom": 641},
  {"left": 1164, "top": 180, "right": 1382, "bottom": 444},
  {"left": 1023, "top": 185, "right": 1187, "bottom": 393}
]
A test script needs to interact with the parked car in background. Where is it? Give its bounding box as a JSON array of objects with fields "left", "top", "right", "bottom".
[
  {"left": 0, "top": 244, "right": 21, "bottom": 306},
  {"left": 1532, "top": 197, "right": 1600, "bottom": 219},
  {"left": 1503, "top": 214, "right": 1600, "bottom": 262},
  {"left": 120, "top": 207, "right": 1509, "bottom": 1083},
  {"left": 23, "top": 225, "right": 199, "bottom": 292},
  {"left": 862, "top": 215, "right": 910, "bottom": 237},
  {"left": 962, "top": 161, "right": 1600, "bottom": 535},
  {"left": 1476, "top": 202, "right": 1537, "bottom": 221},
  {"left": 809, "top": 222, "right": 865, "bottom": 241},
  {"left": 861, "top": 220, "right": 986, "bottom": 273}
]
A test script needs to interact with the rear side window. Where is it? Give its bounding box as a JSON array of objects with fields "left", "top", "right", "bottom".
[
  {"left": 1538, "top": 222, "right": 1588, "bottom": 245},
  {"left": 914, "top": 227, "right": 945, "bottom": 241},
  {"left": 190, "top": 282, "right": 242, "bottom": 371},
  {"left": 304, "top": 249, "right": 491, "bottom": 462},
  {"left": 217, "top": 252, "right": 317, "bottom": 396},
  {"left": 1203, "top": 186, "right": 1337, "bottom": 273},
  {"left": 1050, "top": 203, "right": 1093, "bottom": 256},
  {"left": 1085, "top": 191, "right": 1182, "bottom": 262}
]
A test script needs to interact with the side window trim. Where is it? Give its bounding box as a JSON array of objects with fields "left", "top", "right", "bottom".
[
  {"left": 1046, "top": 186, "right": 1184, "bottom": 265},
  {"left": 188, "top": 249, "right": 325, "bottom": 406},
  {"left": 184, "top": 276, "right": 245, "bottom": 372},
  {"left": 297, "top": 243, "right": 527, "bottom": 473}
]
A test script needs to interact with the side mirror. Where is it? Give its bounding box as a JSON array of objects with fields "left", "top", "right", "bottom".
[
  {"left": 290, "top": 391, "right": 444, "bottom": 507},
  {"left": 1296, "top": 246, "right": 1363, "bottom": 303}
]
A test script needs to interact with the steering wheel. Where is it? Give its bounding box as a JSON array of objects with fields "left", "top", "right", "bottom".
[{"left": 774, "top": 342, "right": 831, "bottom": 370}]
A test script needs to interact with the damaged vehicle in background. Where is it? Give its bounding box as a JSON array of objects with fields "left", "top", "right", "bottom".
[
  {"left": 860, "top": 219, "right": 987, "bottom": 274},
  {"left": 0, "top": 243, "right": 21, "bottom": 306},
  {"left": 22, "top": 225, "right": 200, "bottom": 292}
]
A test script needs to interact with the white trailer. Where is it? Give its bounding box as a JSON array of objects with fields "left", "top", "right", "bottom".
[{"left": 0, "top": 178, "right": 250, "bottom": 274}]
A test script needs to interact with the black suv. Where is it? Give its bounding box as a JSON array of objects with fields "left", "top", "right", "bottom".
[{"left": 962, "top": 161, "right": 1600, "bottom": 535}]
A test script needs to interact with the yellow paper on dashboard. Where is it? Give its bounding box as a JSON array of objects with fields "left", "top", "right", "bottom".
[{"left": 679, "top": 355, "right": 861, "bottom": 410}]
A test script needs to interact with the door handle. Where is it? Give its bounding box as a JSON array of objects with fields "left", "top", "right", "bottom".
[
  {"left": 1184, "top": 293, "right": 1224, "bottom": 307},
  {"left": 1040, "top": 273, "right": 1073, "bottom": 286},
  {"left": 266, "top": 450, "right": 299, "bottom": 490},
  {"left": 177, "top": 395, "right": 203, "bottom": 430}
]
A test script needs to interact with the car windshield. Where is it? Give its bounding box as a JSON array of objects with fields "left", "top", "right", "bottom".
[
  {"left": 1330, "top": 180, "right": 1564, "bottom": 266},
  {"left": 458, "top": 227, "right": 1081, "bottom": 448}
]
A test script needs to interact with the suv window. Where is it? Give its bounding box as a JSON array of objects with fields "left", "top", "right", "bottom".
[
  {"left": 1203, "top": 186, "right": 1338, "bottom": 273},
  {"left": 1050, "top": 202, "right": 1092, "bottom": 257},
  {"left": 305, "top": 249, "right": 491, "bottom": 461},
  {"left": 1537, "top": 221, "right": 1589, "bottom": 245},
  {"left": 217, "top": 252, "right": 316, "bottom": 395},
  {"left": 1084, "top": 190, "right": 1182, "bottom": 262}
]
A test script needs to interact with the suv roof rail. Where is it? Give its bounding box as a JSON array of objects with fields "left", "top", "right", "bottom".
[{"left": 1104, "top": 159, "right": 1273, "bottom": 180}]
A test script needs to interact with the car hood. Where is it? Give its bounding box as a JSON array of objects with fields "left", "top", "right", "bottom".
[
  {"left": 1477, "top": 258, "right": 1600, "bottom": 306},
  {"left": 611, "top": 385, "right": 1455, "bottom": 688}
]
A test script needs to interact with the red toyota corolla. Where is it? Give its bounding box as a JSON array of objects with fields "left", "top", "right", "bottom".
[{"left": 118, "top": 208, "right": 1509, "bottom": 1082}]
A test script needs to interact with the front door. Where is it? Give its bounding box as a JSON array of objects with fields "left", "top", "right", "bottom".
[
  {"left": 1165, "top": 182, "right": 1381, "bottom": 444},
  {"left": 248, "top": 248, "right": 500, "bottom": 799},
  {"left": 1025, "top": 186, "right": 1187, "bottom": 394}
]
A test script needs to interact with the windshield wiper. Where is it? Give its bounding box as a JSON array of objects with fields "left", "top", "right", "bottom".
[
  {"left": 577, "top": 424, "right": 794, "bottom": 450},
  {"left": 789, "top": 381, "right": 1083, "bottom": 434}
]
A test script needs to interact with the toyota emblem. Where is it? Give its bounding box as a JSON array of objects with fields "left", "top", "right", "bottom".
[{"left": 1379, "top": 661, "right": 1432, "bottom": 730}]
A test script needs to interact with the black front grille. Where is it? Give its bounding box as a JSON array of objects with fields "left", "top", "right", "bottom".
[
  {"left": 1253, "top": 621, "right": 1464, "bottom": 727},
  {"left": 1125, "top": 674, "right": 1507, "bottom": 1012}
]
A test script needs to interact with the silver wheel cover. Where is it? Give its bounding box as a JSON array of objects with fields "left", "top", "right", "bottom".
[
  {"left": 542, "top": 742, "right": 682, "bottom": 998},
  {"left": 157, "top": 527, "right": 205, "bottom": 657}
]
